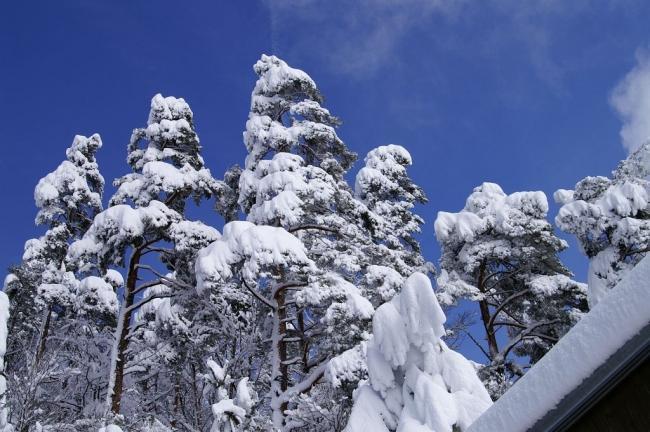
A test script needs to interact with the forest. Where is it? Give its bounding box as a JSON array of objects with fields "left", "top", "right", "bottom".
[{"left": 1, "top": 54, "right": 649, "bottom": 432}]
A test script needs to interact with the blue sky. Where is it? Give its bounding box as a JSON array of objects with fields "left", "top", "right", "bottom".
[{"left": 2, "top": 0, "right": 650, "bottom": 361}]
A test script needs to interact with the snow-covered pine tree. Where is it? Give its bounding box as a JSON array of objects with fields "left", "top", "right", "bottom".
[
  {"left": 195, "top": 220, "right": 319, "bottom": 430},
  {"left": 355, "top": 145, "right": 428, "bottom": 276},
  {"left": 434, "top": 183, "right": 587, "bottom": 399},
  {"left": 555, "top": 141, "right": 650, "bottom": 307},
  {"left": 6, "top": 134, "right": 104, "bottom": 365},
  {"left": 355, "top": 144, "right": 433, "bottom": 305},
  {"left": 67, "top": 94, "right": 224, "bottom": 420},
  {"left": 345, "top": 273, "right": 492, "bottom": 432},
  {"left": 241, "top": 54, "right": 355, "bottom": 182},
  {"left": 236, "top": 55, "right": 382, "bottom": 429},
  {"left": 0, "top": 292, "right": 14, "bottom": 432},
  {"left": 3, "top": 135, "right": 110, "bottom": 429}
]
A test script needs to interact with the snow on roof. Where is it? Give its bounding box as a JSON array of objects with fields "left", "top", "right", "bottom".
[{"left": 467, "top": 255, "right": 650, "bottom": 432}]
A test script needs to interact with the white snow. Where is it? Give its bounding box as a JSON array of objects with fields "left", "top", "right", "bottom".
[
  {"left": 2, "top": 274, "right": 17, "bottom": 291},
  {"left": 207, "top": 359, "right": 227, "bottom": 383},
  {"left": 235, "top": 377, "right": 254, "bottom": 412},
  {"left": 467, "top": 255, "right": 650, "bottom": 432},
  {"left": 77, "top": 276, "right": 119, "bottom": 316},
  {"left": 327, "top": 343, "right": 367, "bottom": 388},
  {"left": 98, "top": 426, "right": 123, "bottom": 432},
  {"left": 195, "top": 221, "right": 313, "bottom": 293},
  {"left": 169, "top": 220, "right": 221, "bottom": 253},
  {"left": 240, "top": 152, "right": 337, "bottom": 227},
  {"left": 529, "top": 274, "right": 587, "bottom": 297},
  {"left": 34, "top": 134, "right": 104, "bottom": 227},
  {"left": 355, "top": 145, "right": 411, "bottom": 201},
  {"left": 297, "top": 272, "right": 374, "bottom": 323},
  {"left": 104, "top": 269, "right": 124, "bottom": 288},
  {"left": 113, "top": 160, "right": 218, "bottom": 206},
  {"left": 346, "top": 273, "right": 491, "bottom": 432},
  {"left": 67, "top": 201, "right": 181, "bottom": 270}
]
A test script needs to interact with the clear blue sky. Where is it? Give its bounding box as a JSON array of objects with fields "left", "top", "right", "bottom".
[{"left": 2, "top": 1, "right": 648, "bottom": 361}]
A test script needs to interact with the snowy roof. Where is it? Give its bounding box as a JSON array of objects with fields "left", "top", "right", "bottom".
[{"left": 468, "top": 255, "right": 650, "bottom": 432}]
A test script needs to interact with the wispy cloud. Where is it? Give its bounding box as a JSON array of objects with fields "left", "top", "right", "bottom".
[
  {"left": 266, "top": 0, "right": 600, "bottom": 93},
  {"left": 610, "top": 47, "right": 650, "bottom": 153},
  {"left": 267, "top": 0, "right": 465, "bottom": 76}
]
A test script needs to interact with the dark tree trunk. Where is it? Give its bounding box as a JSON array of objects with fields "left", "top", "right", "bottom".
[
  {"left": 35, "top": 306, "right": 52, "bottom": 365},
  {"left": 477, "top": 262, "right": 499, "bottom": 359},
  {"left": 109, "top": 248, "right": 141, "bottom": 414}
]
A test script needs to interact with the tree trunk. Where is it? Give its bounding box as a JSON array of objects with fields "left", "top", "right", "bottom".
[
  {"left": 34, "top": 306, "right": 52, "bottom": 365},
  {"left": 107, "top": 248, "right": 141, "bottom": 414},
  {"left": 271, "top": 286, "right": 289, "bottom": 429},
  {"left": 171, "top": 372, "right": 182, "bottom": 428},
  {"left": 478, "top": 299, "right": 499, "bottom": 360},
  {"left": 191, "top": 361, "right": 203, "bottom": 429},
  {"left": 298, "top": 309, "right": 309, "bottom": 373},
  {"left": 477, "top": 262, "right": 499, "bottom": 360}
]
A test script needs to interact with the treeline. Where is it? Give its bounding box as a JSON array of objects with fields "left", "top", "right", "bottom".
[{"left": 2, "top": 55, "right": 649, "bottom": 432}]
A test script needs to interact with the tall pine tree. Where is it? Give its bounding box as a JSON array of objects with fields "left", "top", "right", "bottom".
[{"left": 435, "top": 182, "right": 587, "bottom": 399}]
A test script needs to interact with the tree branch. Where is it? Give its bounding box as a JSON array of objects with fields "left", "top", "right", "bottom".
[
  {"left": 496, "top": 319, "right": 562, "bottom": 362},
  {"left": 287, "top": 224, "right": 338, "bottom": 235},
  {"left": 271, "top": 280, "right": 308, "bottom": 297},
  {"left": 242, "top": 279, "right": 276, "bottom": 310},
  {"left": 487, "top": 288, "right": 531, "bottom": 330},
  {"left": 274, "top": 361, "right": 328, "bottom": 407},
  {"left": 466, "top": 330, "right": 491, "bottom": 361},
  {"left": 126, "top": 292, "right": 175, "bottom": 314},
  {"left": 132, "top": 279, "right": 165, "bottom": 296},
  {"left": 135, "top": 264, "right": 192, "bottom": 289}
]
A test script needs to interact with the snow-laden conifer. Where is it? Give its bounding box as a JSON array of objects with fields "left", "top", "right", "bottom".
[
  {"left": 355, "top": 144, "right": 433, "bottom": 310},
  {"left": 241, "top": 54, "right": 355, "bottom": 181},
  {"left": 345, "top": 273, "right": 491, "bottom": 432},
  {"left": 555, "top": 141, "right": 650, "bottom": 306},
  {"left": 233, "top": 55, "right": 382, "bottom": 429},
  {"left": 67, "top": 94, "right": 224, "bottom": 419},
  {"left": 355, "top": 145, "right": 429, "bottom": 277},
  {"left": 435, "top": 183, "right": 587, "bottom": 398},
  {"left": 195, "top": 220, "right": 316, "bottom": 429},
  {"left": 4, "top": 135, "right": 109, "bottom": 429}
]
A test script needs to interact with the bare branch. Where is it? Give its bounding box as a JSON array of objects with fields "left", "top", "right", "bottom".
[
  {"left": 135, "top": 264, "right": 192, "bottom": 289},
  {"left": 466, "top": 330, "right": 491, "bottom": 361},
  {"left": 487, "top": 288, "right": 531, "bottom": 330},
  {"left": 242, "top": 279, "right": 276, "bottom": 310},
  {"left": 496, "top": 319, "right": 562, "bottom": 362},
  {"left": 126, "top": 292, "right": 175, "bottom": 314},
  {"left": 132, "top": 279, "right": 165, "bottom": 296}
]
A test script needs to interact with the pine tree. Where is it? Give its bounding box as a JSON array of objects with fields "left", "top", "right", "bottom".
[
  {"left": 355, "top": 145, "right": 429, "bottom": 276},
  {"left": 67, "top": 94, "right": 224, "bottom": 419},
  {"left": 234, "top": 55, "right": 383, "bottom": 429},
  {"left": 7, "top": 134, "right": 104, "bottom": 363},
  {"left": 555, "top": 141, "right": 650, "bottom": 306},
  {"left": 3, "top": 134, "right": 108, "bottom": 430},
  {"left": 355, "top": 144, "right": 433, "bottom": 307},
  {"left": 345, "top": 273, "right": 492, "bottom": 432},
  {"left": 241, "top": 54, "right": 355, "bottom": 182},
  {"left": 435, "top": 182, "right": 587, "bottom": 399},
  {"left": 195, "top": 220, "right": 318, "bottom": 430}
]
